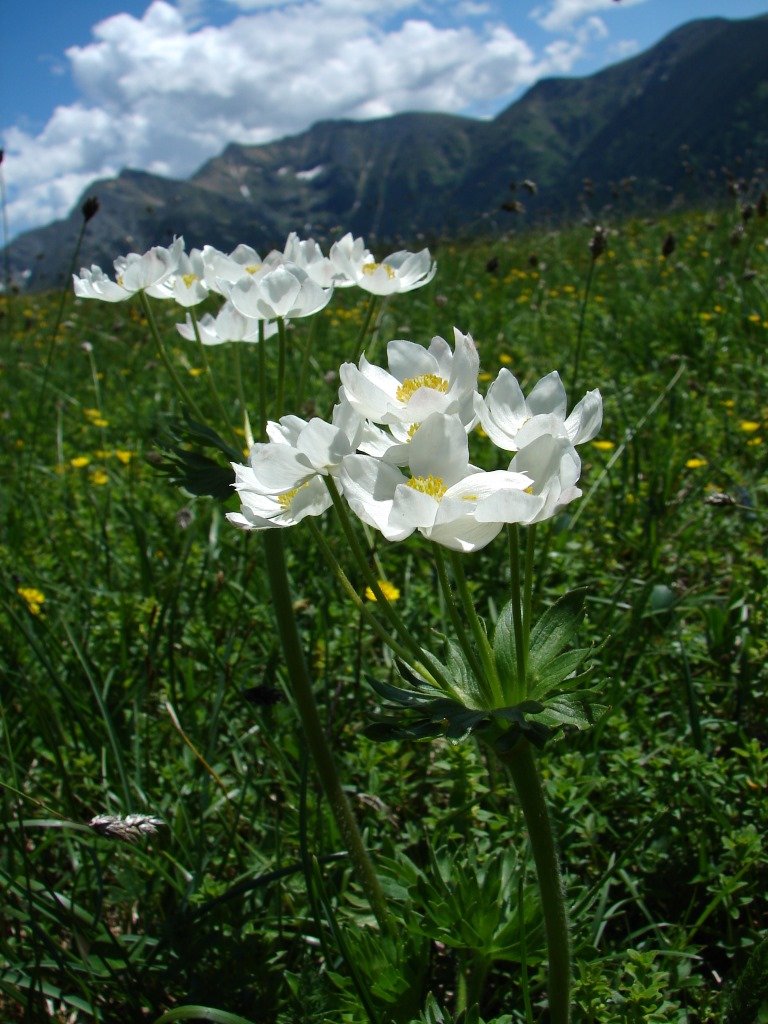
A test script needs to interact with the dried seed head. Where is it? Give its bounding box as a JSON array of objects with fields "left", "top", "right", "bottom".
[
  {"left": 521, "top": 179, "right": 538, "bottom": 195},
  {"left": 176, "top": 507, "right": 193, "bottom": 529},
  {"left": 741, "top": 203, "right": 754, "bottom": 223},
  {"left": 485, "top": 256, "right": 499, "bottom": 274},
  {"left": 501, "top": 200, "right": 524, "bottom": 214},
  {"left": 730, "top": 225, "right": 745, "bottom": 246},
  {"left": 704, "top": 492, "right": 736, "bottom": 507},
  {"left": 242, "top": 684, "right": 283, "bottom": 707},
  {"left": 89, "top": 813, "right": 164, "bottom": 842},
  {"left": 589, "top": 225, "right": 608, "bottom": 260},
  {"left": 661, "top": 232, "right": 676, "bottom": 259},
  {"left": 757, "top": 191, "right": 767, "bottom": 218},
  {"left": 81, "top": 196, "right": 100, "bottom": 223}
]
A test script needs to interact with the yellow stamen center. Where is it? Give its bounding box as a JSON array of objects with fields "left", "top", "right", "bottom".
[
  {"left": 362, "top": 262, "right": 396, "bottom": 279},
  {"left": 278, "top": 482, "right": 307, "bottom": 509},
  {"left": 245, "top": 263, "right": 262, "bottom": 275},
  {"left": 406, "top": 475, "right": 447, "bottom": 500},
  {"left": 181, "top": 273, "right": 199, "bottom": 288},
  {"left": 396, "top": 373, "right": 449, "bottom": 403}
]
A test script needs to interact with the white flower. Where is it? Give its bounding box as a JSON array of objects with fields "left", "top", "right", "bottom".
[
  {"left": 329, "top": 233, "right": 436, "bottom": 295},
  {"left": 73, "top": 265, "right": 132, "bottom": 302},
  {"left": 281, "top": 232, "right": 337, "bottom": 287},
  {"left": 340, "top": 413, "right": 530, "bottom": 552},
  {"left": 339, "top": 329, "right": 480, "bottom": 453},
  {"left": 226, "top": 262, "right": 332, "bottom": 320},
  {"left": 176, "top": 302, "right": 279, "bottom": 345},
  {"left": 226, "top": 401, "right": 362, "bottom": 530},
  {"left": 478, "top": 369, "right": 602, "bottom": 452},
  {"left": 328, "top": 233, "right": 372, "bottom": 288},
  {"left": 73, "top": 237, "right": 184, "bottom": 302},
  {"left": 475, "top": 434, "right": 582, "bottom": 526},
  {"left": 201, "top": 243, "right": 270, "bottom": 295},
  {"left": 227, "top": 468, "right": 331, "bottom": 531},
  {"left": 157, "top": 249, "right": 209, "bottom": 307}
]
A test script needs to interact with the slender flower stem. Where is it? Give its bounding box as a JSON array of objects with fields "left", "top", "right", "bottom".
[
  {"left": 324, "top": 478, "right": 448, "bottom": 690},
  {"left": 448, "top": 551, "right": 503, "bottom": 707},
  {"left": 276, "top": 317, "right": 287, "bottom": 419},
  {"left": 571, "top": 256, "right": 596, "bottom": 397},
  {"left": 232, "top": 344, "right": 253, "bottom": 447},
  {"left": 139, "top": 292, "right": 206, "bottom": 422},
  {"left": 296, "top": 312, "right": 318, "bottom": 408},
  {"left": 501, "top": 739, "right": 571, "bottom": 1024},
  {"left": 188, "top": 308, "right": 236, "bottom": 440},
  {"left": 261, "top": 530, "right": 390, "bottom": 931},
  {"left": 308, "top": 520, "right": 450, "bottom": 691},
  {"left": 350, "top": 294, "right": 381, "bottom": 366},
  {"left": 522, "top": 524, "right": 537, "bottom": 644},
  {"left": 432, "top": 545, "right": 485, "bottom": 688},
  {"left": 506, "top": 525, "right": 527, "bottom": 702},
  {"left": 258, "top": 321, "right": 267, "bottom": 440}
]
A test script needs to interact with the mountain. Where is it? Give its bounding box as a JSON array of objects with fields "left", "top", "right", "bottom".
[{"left": 5, "top": 13, "right": 767, "bottom": 292}]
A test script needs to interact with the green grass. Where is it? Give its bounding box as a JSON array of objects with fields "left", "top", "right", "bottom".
[{"left": 1, "top": 197, "right": 767, "bottom": 1023}]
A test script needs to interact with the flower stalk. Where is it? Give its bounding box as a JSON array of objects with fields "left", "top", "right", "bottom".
[
  {"left": 262, "top": 530, "right": 391, "bottom": 931},
  {"left": 501, "top": 738, "right": 571, "bottom": 1024}
]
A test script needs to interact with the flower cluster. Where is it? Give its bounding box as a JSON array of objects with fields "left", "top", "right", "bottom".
[
  {"left": 73, "top": 232, "right": 436, "bottom": 344},
  {"left": 228, "top": 330, "right": 602, "bottom": 552}
]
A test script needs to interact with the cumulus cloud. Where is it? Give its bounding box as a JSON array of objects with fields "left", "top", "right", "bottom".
[
  {"left": 531, "top": 0, "right": 647, "bottom": 33},
  {"left": 3, "top": 0, "right": 610, "bottom": 237}
]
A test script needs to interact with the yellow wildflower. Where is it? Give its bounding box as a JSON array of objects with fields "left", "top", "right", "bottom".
[
  {"left": 114, "top": 449, "right": 133, "bottom": 465},
  {"left": 592, "top": 440, "right": 615, "bottom": 452},
  {"left": 739, "top": 420, "right": 760, "bottom": 433},
  {"left": 685, "top": 458, "right": 708, "bottom": 469},
  {"left": 365, "top": 581, "right": 401, "bottom": 603},
  {"left": 70, "top": 456, "right": 90, "bottom": 468},
  {"left": 18, "top": 587, "right": 45, "bottom": 616},
  {"left": 90, "top": 470, "right": 109, "bottom": 486}
]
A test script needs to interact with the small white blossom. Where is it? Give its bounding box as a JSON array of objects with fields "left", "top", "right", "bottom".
[
  {"left": 339, "top": 329, "right": 480, "bottom": 457},
  {"left": 478, "top": 369, "right": 602, "bottom": 452},
  {"left": 226, "top": 262, "right": 332, "bottom": 320},
  {"left": 74, "top": 237, "right": 184, "bottom": 302}
]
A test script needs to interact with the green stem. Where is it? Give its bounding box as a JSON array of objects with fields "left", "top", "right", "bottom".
[
  {"left": 325, "top": 478, "right": 448, "bottom": 689},
  {"left": 448, "top": 550, "right": 503, "bottom": 707},
  {"left": 350, "top": 294, "right": 381, "bottom": 366},
  {"left": 296, "top": 312, "right": 318, "bottom": 409},
  {"left": 276, "top": 317, "right": 287, "bottom": 419},
  {"left": 189, "top": 307, "right": 236, "bottom": 439},
  {"left": 571, "top": 256, "right": 595, "bottom": 396},
  {"left": 432, "top": 545, "right": 484, "bottom": 686},
  {"left": 261, "top": 531, "right": 390, "bottom": 931},
  {"left": 139, "top": 292, "right": 206, "bottom": 422},
  {"left": 233, "top": 343, "right": 253, "bottom": 447},
  {"left": 507, "top": 525, "right": 527, "bottom": 702},
  {"left": 522, "top": 524, "right": 537, "bottom": 647},
  {"left": 501, "top": 739, "right": 571, "bottom": 1024},
  {"left": 258, "top": 321, "right": 267, "bottom": 440},
  {"left": 307, "top": 519, "right": 428, "bottom": 678}
]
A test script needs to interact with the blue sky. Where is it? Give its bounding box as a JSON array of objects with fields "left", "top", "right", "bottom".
[{"left": 2, "top": 0, "right": 766, "bottom": 239}]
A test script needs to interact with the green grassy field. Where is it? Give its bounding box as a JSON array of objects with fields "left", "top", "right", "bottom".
[{"left": 1, "top": 199, "right": 767, "bottom": 1023}]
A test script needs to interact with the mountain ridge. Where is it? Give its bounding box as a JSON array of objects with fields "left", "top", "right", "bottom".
[{"left": 5, "top": 13, "right": 767, "bottom": 292}]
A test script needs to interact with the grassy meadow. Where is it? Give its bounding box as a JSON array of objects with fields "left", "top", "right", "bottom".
[{"left": 1, "top": 196, "right": 767, "bottom": 1023}]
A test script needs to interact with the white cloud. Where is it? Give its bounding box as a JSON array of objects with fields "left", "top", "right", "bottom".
[
  {"left": 531, "top": 0, "right": 647, "bottom": 33},
  {"left": 3, "top": 0, "right": 607, "bottom": 238}
]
